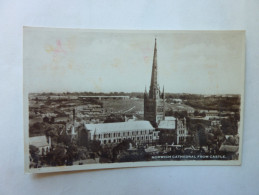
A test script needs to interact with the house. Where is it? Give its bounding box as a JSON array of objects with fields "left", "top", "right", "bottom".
[{"left": 29, "top": 135, "right": 51, "bottom": 155}]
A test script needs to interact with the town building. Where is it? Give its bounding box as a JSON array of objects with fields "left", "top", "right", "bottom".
[
  {"left": 29, "top": 135, "right": 51, "bottom": 155},
  {"left": 158, "top": 116, "right": 188, "bottom": 145},
  {"left": 206, "top": 110, "right": 219, "bottom": 117},
  {"left": 144, "top": 39, "right": 165, "bottom": 127},
  {"left": 176, "top": 118, "right": 188, "bottom": 144},
  {"left": 78, "top": 39, "right": 189, "bottom": 147}
]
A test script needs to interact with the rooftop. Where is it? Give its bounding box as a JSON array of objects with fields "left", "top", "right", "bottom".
[
  {"left": 29, "top": 136, "right": 49, "bottom": 148},
  {"left": 84, "top": 120, "right": 154, "bottom": 133},
  {"left": 219, "top": 145, "right": 239, "bottom": 153},
  {"left": 165, "top": 116, "right": 176, "bottom": 121},
  {"left": 158, "top": 120, "right": 176, "bottom": 130}
]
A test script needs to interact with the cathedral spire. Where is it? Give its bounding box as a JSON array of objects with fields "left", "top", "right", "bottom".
[
  {"left": 149, "top": 38, "right": 159, "bottom": 99},
  {"left": 144, "top": 38, "right": 165, "bottom": 126}
]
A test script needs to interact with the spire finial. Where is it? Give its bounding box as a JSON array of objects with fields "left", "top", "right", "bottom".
[
  {"left": 162, "top": 85, "right": 165, "bottom": 99},
  {"left": 149, "top": 38, "right": 159, "bottom": 99}
]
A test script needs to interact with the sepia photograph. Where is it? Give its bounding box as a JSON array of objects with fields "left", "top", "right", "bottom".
[{"left": 23, "top": 27, "right": 245, "bottom": 173}]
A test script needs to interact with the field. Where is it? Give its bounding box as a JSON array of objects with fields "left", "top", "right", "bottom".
[
  {"left": 101, "top": 99, "right": 195, "bottom": 114},
  {"left": 102, "top": 99, "right": 144, "bottom": 114},
  {"left": 165, "top": 103, "right": 195, "bottom": 112}
]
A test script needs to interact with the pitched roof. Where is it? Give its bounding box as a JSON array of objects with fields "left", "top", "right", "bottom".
[
  {"left": 29, "top": 136, "right": 49, "bottom": 148},
  {"left": 84, "top": 120, "right": 154, "bottom": 134},
  {"left": 158, "top": 120, "right": 176, "bottom": 130},
  {"left": 219, "top": 145, "right": 239, "bottom": 153},
  {"left": 165, "top": 116, "right": 176, "bottom": 121}
]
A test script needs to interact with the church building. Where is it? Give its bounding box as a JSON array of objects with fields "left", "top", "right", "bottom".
[
  {"left": 144, "top": 39, "right": 188, "bottom": 145},
  {"left": 144, "top": 39, "right": 165, "bottom": 127},
  {"left": 78, "top": 39, "right": 188, "bottom": 147}
]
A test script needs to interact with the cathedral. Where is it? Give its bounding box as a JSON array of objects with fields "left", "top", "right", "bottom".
[
  {"left": 78, "top": 38, "right": 187, "bottom": 146},
  {"left": 144, "top": 39, "right": 166, "bottom": 127},
  {"left": 144, "top": 39, "right": 188, "bottom": 144}
]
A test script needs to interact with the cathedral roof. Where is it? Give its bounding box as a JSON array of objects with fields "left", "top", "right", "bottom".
[{"left": 84, "top": 120, "right": 154, "bottom": 134}]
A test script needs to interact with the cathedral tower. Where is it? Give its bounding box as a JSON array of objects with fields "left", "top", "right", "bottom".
[{"left": 144, "top": 39, "right": 165, "bottom": 127}]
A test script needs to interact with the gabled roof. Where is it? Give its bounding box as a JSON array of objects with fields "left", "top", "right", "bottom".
[
  {"left": 29, "top": 136, "right": 49, "bottom": 148},
  {"left": 219, "top": 145, "right": 239, "bottom": 153},
  {"left": 84, "top": 120, "right": 154, "bottom": 134}
]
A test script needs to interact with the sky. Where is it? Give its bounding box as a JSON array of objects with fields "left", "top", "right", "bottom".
[{"left": 24, "top": 27, "right": 245, "bottom": 94}]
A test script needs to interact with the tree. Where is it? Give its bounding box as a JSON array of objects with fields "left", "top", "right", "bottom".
[
  {"left": 29, "top": 122, "right": 49, "bottom": 136},
  {"left": 57, "top": 134, "right": 71, "bottom": 145},
  {"left": 194, "top": 124, "right": 207, "bottom": 148},
  {"left": 165, "top": 109, "right": 173, "bottom": 116},
  {"left": 89, "top": 140, "right": 102, "bottom": 153},
  {"left": 43, "top": 116, "right": 49, "bottom": 123},
  {"left": 194, "top": 110, "right": 200, "bottom": 116},
  {"left": 200, "top": 112, "right": 206, "bottom": 117},
  {"left": 46, "top": 146, "right": 66, "bottom": 166},
  {"left": 29, "top": 145, "right": 40, "bottom": 164},
  {"left": 104, "top": 115, "right": 124, "bottom": 123},
  {"left": 212, "top": 126, "right": 223, "bottom": 137},
  {"left": 112, "top": 139, "right": 135, "bottom": 161},
  {"left": 221, "top": 118, "right": 238, "bottom": 135},
  {"left": 66, "top": 144, "right": 79, "bottom": 165}
]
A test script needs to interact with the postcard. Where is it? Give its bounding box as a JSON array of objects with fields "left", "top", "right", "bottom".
[{"left": 23, "top": 27, "right": 245, "bottom": 173}]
